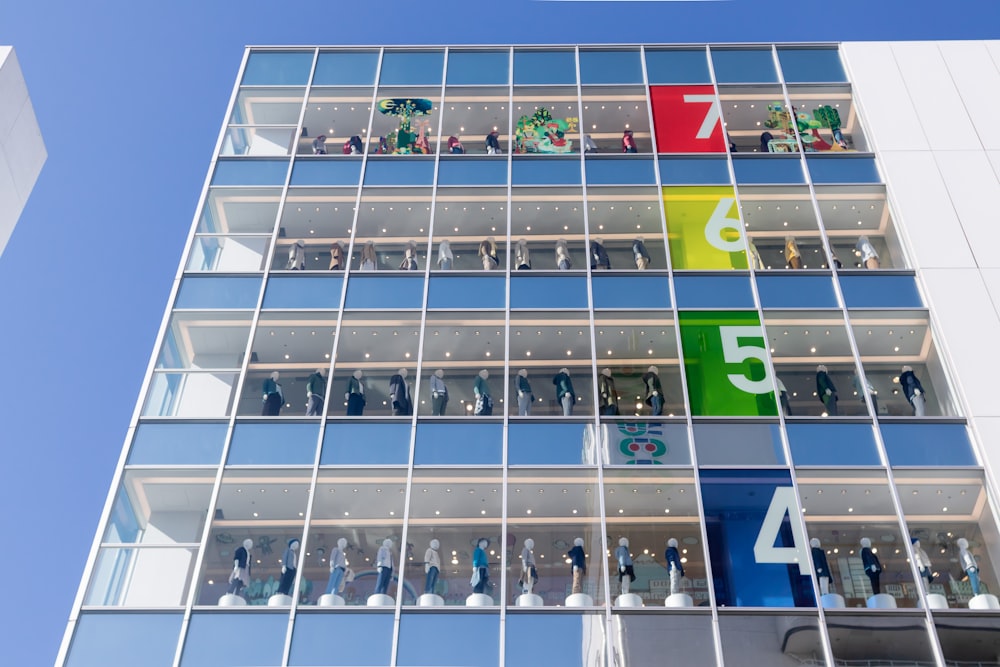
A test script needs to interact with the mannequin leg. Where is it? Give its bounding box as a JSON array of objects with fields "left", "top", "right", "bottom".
[
  {"left": 911, "top": 394, "right": 926, "bottom": 417},
  {"left": 326, "top": 567, "right": 345, "bottom": 595},
  {"left": 572, "top": 566, "right": 583, "bottom": 595},
  {"left": 561, "top": 394, "right": 573, "bottom": 416},
  {"left": 518, "top": 393, "right": 530, "bottom": 416},
  {"left": 867, "top": 571, "right": 880, "bottom": 595},
  {"left": 968, "top": 567, "right": 981, "bottom": 596},
  {"left": 425, "top": 566, "right": 438, "bottom": 594},
  {"left": 651, "top": 394, "right": 663, "bottom": 416},
  {"left": 670, "top": 566, "right": 681, "bottom": 596},
  {"left": 635, "top": 256, "right": 648, "bottom": 270},
  {"left": 620, "top": 569, "right": 629, "bottom": 595},
  {"left": 277, "top": 568, "right": 296, "bottom": 596},
  {"left": 865, "top": 257, "right": 880, "bottom": 269},
  {"left": 819, "top": 576, "right": 830, "bottom": 596}
]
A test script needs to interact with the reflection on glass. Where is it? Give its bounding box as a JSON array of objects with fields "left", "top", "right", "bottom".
[
  {"left": 222, "top": 127, "right": 297, "bottom": 157},
  {"left": 507, "top": 614, "right": 605, "bottom": 666},
  {"left": 718, "top": 613, "right": 824, "bottom": 665},
  {"left": 86, "top": 547, "right": 197, "bottom": 607},
  {"left": 816, "top": 185, "right": 906, "bottom": 269},
  {"left": 826, "top": 614, "right": 935, "bottom": 665},
  {"left": 242, "top": 51, "right": 313, "bottom": 86},
  {"left": 313, "top": 51, "right": 379, "bottom": 86},
  {"left": 611, "top": 614, "right": 716, "bottom": 665},
  {"left": 580, "top": 85, "right": 649, "bottom": 152},
  {"left": 144, "top": 372, "right": 239, "bottom": 418},
  {"left": 397, "top": 614, "right": 500, "bottom": 667},
  {"left": 127, "top": 422, "right": 228, "bottom": 466},
  {"left": 180, "top": 612, "right": 288, "bottom": 667},
  {"left": 66, "top": 613, "right": 182, "bottom": 667},
  {"left": 299, "top": 87, "right": 373, "bottom": 155},
  {"left": 288, "top": 613, "right": 394, "bottom": 666},
  {"left": 157, "top": 311, "right": 251, "bottom": 370}
]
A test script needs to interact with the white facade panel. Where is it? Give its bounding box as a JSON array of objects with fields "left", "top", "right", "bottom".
[
  {"left": 938, "top": 41, "right": 1000, "bottom": 151},
  {"left": 933, "top": 150, "right": 1000, "bottom": 270}
]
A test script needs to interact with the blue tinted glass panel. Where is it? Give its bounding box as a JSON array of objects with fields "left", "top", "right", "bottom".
[
  {"left": 379, "top": 51, "right": 445, "bottom": 86},
  {"left": 881, "top": 423, "right": 976, "bottom": 466},
  {"left": 127, "top": 422, "right": 228, "bottom": 465},
  {"left": 514, "top": 50, "right": 577, "bottom": 85},
  {"left": 778, "top": 48, "right": 847, "bottom": 83},
  {"left": 262, "top": 276, "right": 343, "bottom": 309},
  {"left": 321, "top": 423, "right": 411, "bottom": 465},
  {"left": 757, "top": 275, "right": 837, "bottom": 309},
  {"left": 506, "top": 615, "right": 592, "bottom": 666},
  {"left": 290, "top": 159, "right": 362, "bottom": 186},
  {"left": 427, "top": 276, "right": 505, "bottom": 309},
  {"left": 787, "top": 423, "right": 880, "bottom": 466},
  {"left": 176, "top": 276, "right": 261, "bottom": 309},
  {"left": 437, "top": 159, "right": 508, "bottom": 186},
  {"left": 512, "top": 158, "right": 581, "bottom": 185},
  {"left": 363, "top": 159, "right": 435, "bottom": 186},
  {"left": 313, "top": 51, "right": 379, "bottom": 85},
  {"left": 592, "top": 276, "right": 671, "bottom": 309},
  {"left": 604, "top": 422, "right": 692, "bottom": 465},
  {"left": 345, "top": 276, "right": 424, "bottom": 309},
  {"left": 732, "top": 157, "right": 805, "bottom": 184},
  {"left": 212, "top": 160, "right": 288, "bottom": 186},
  {"left": 840, "top": 275, "right": 923, "bottom": 308},
  {"left": 645, "top": 49, "right": 711, "bottom": 84},
  {"left": 242, "top": 51, "right": 313, "bottom": 86},
  {"left": 585, "top": 158, "right": 655, "bottom": 185},
  {"left": 700, "top": 469, "right": 815, "bottom": 607},
  {"left": 508, "top": 423, "right": 595, "bottom": 465},
  {"left": 398, "top": 613, "right": 500, "bottom": 667},
  {"left": 66, "top": 613, "right": 182, "bottom": 667},
  {"left": 711, "top": 49, "right": 779, "bottom": 83},
  {"left": 447, "top": 51, "right": 509, "bottom": 85},
  {"left": 808, "top": 156, "right": 881, "bottom": 184},
  {"left": 580, "top": 50, "right": 643, "bottom": 84},
  {"left": 674, "top": 276, "right": 754, "bottom": 308},
  {"left": 694, "top": 422, "right": 785, "bottom": 465},
  {"left": 414, "top": 423, "right": 502, "bottom": 465},
  {"left": 227, "top": 423, "right": 319, "bottom": 465},
  {"left": 181, "top": 613, "right": 287, "bottom": 667},
  {"left": 289, "top": 613, "right": 393, "bottom": 665},
  {"left": 659, "top": 158, "right": 731, "bottom": 185},
  {"left": 510, "top": 276, "right": 588, "bottom": 309}
]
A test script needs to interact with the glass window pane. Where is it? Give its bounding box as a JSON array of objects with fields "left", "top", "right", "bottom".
[
  {"left": 157, "top": 311, "right": 250, "bottom": 370},
  {"left": 104, "top": 469, "right": 214, "bottom": 544},
  {"left": 757, "top": 275, "right": 838, "bottom": 308},
  {"left": 506, "top": 614, "right": 605, "bottom": 666},
  {"left": 592, "top": 276, "right": 671, "bottom": 309},
  {"left": 143, "top": 372, "right": 238, "bottom": 418},
  {"left": 839, "top": 274, "right": 923, "bottom": 308},
  {"left": 645, "top": 49, "right": 711, "bottom": 84},
  {"left": 289, "top": 613, "right": 393, "bottom": 665},
  {"left": 242, "top": 51, "right": 313, "bottom": 86},
  {"left": 427, "top": 276, "right": 505, "bottom": 309},
  {"left": 446, "top": 50, "right": 509, "bottom": 86},
  {"left": 719, "top": 85, "right": 790, "bottom": 154},
  {"left": 211, "top": 159, "right": 288, "bottom": 186},
  {"left": 659, "top": 157, "right": 731, "bottom": 184},
  {"left": 261, "top": 276, "right": 343, "bottom": 309},
  {"left": 514, "top": 50, "right": 577, "bottom": 85},
  {"left": 66, "top": 613, "right": 182, "bottom": 667},
  {"left": 674, "top": 276, "right": 754, "bottom": 309},
  {"left": 127, "top": 422, "right": 228, "bottom": 465},
  {"left": 787, "top": 423, "right": 880, "bottom": 466},
  {"left": 937, "top": 617, "right": 1000, "bottom": 664},
  {"left": 86, "top": 546, "right": 197, "bottom": 606},
  {"left": 176, "top": 276, "right": 261, "bottom": 309},
  {"left": 320, "top": 423, "right": 411, "bottom": 465},
  {"left": 226, "top": 423, "right": 319, "bottom": 465},
  {"left": 881, "top": 423, "right": 977, "bottom": 466},
  {"left": 313, "top": 51, "right": 378, "bottom": 85},
  {"left": 740, "top": 185, "right": 829, "bottom": 271},
  {"left": 664, "top": 186, "right": 748, "bottom": 269},
  {"left": 611, "top": 613, "right": 717, "bottom": 664},
  {"left": 650, "top": 85, "right": 726, "bottom": 154},
  {"left": 732, "top": 156, "right": 806, "bottom": 184},
  {"left": 603, "top": 422, "right": 690, "bottom": 465},
  {"left": 414, "top": 423, "right": 502, "bottom": 465},
  {"left": 222, "top": 127, "right": 296, "bottom": 157},
  {"left": 719, "top": 614, "right": 823, "bottom": 664},
  {"left": 345, "top": 276, "right": 423, "bottom": 309},
  {"left": 828, "top": 615, "right": 935, "bottom": 663},
  {"left": 363, "top": 159, "right": 435, "bottom": 186},
  {"left": 508, "top": 423, "right": 598, "bottom": 465},
  {"left": 437, "top": 159, "right": 508, "bottom": 186},
  {"left": 787, "top": 86, "right": 868, "bottom": 153},
  {"left": 397, "top": 614, "right": 499, "bottom": 667},
  {"left": 778, "top": 48, "right": 847, "bottom": 83},
  {"left": 379, "top": 50, "right": 445, "bottom": 86},
  {"left": 808, "top": 156, "right": 881, "bottom": 184},
  {"left": 694, "top": 422, "right": 785, "bottom": 466},
  {"left": 511, "top": 158, "right": 582, "bottom": 185},
  {"left": 585, "top": 157, "right": 655, "bottom": 185},
  {"left": 198, "top": 187, "right": 281, "bottom": 234},
  {"left": 181, "top": 613, "right": 288, "bottom": 667},
  {"left": 229, "top": 88, "right": 304, "bottom": 126},
  {"left": 187, "top": 235, "right": 269, "bottom": 272},
  {"left": 289, "top": 159, "right": 362, "bottom": 186},
  {"left": 711, "top": 48, "right": 779, "bottom": 84},
  {"left": 580, "top": 49, "right": 643, "bottom": 84},
  {"left": 510, "top": 276, "right": 588, "bottom": 309}
]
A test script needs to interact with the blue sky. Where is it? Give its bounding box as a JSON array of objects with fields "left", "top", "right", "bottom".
[{"left": 1, "top": 1, "right": 997, "bottom": 664}]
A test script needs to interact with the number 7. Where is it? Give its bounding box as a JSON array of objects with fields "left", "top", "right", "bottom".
[{"left": 683, "top": 94, "right": 721, "bottom": 140}]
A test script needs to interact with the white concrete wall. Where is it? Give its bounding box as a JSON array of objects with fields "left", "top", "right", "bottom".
[
  {"left": 842, "top": 41, "right": 1000, "bottom": 477},
  {"left": 0, "top": 46, "right": 46, "bottom": 257}
]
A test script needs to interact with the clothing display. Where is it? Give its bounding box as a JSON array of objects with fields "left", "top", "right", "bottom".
[
  {"left": 474, "top": 371, "right": 493, "bottom": 416},
  {"left": 598, "top": 370, "right": 619, "bottom": 416},
  {"left": 374, "top": 540, "right": 393, "bottom": 595},
  {"left": 399, "top": 241, "right": 418, "bottom": 270},
  {"left": 748, "top": 240, "right": 764, "bottom": 270},
  {"left": 520, "top": 539, "right": 538, "bottom": 594},
  {"left": 516, "top": 370, "right": 533, "bottom": 416},
  {"left": 515, "top": 239, "right": 531, "bottom": 270},
  {"left": 785, "top": 236, "right": 802, "bottom": 269},
  {"left": 228, "top": 539, "right": 253, "bottom": 595},
  {"left": 478, "top": 238, "right": 499, "bottom": 270},
  {"left": 632, "top": 238, "right": 650, "bottom": 270},
  {"left": 312, "top": 136, "right": 327, "bottom": 154},
  {"left": 305, "top": 369, "right": 325, "bottom": 417},
  {"left": 555, "top": 239, "right": 571, "bottom": 270},
  {"left": 472, "top": 540, "right": 490, "bottom": 594},
  {"left": 447, "top": 135, "right": 464, "bottom": 154},
  {"left": 567, "top": 539, "right": 586, "bottom": 595},
  {"left": 615, "top": 539, "right": 635, "bottom": 594},
  {"left": 389, "top": 372, "right": 412, "bottom": 416},
  {"left": 590, "top": 240, "right": 611, "bottom": 270},
  {"left": 424, "top": 540, "right": 441, "bottom": 594},
  {"left": 325, "top": 538, "right": 348, "bottom": 596},
  {"left": 262, "top": 374, "right": 283, "bottom": 416},
  {"left": 437, "top": 239, "right": 453, "bottom": 271},
  {"left": 857, "top": 235, "right": 880, "bottom": 269},
  {"left": 329, "top": 242, "right": 344, "bottom": 270},
  {"left": 276, "top": 539, "right": 299, "bottom": 596},
  {"left": 958, "top": 539, "right": 981, "bottom": 596},
  {"left": 553, "top": 369, "right": 575, "bottom": 416},
  {"left": 665, "top": 539, "right": 685, "bottom": 596},
  {"left": 852, "top": 374, "right": 879, "bottom": 415},
  {"left": 642, "top": 367, "right": 663, "bottom": 416},
  {"left": 900, "top": 366, "right": 926, "bottom": 417},
  {"left": 430, "top": 370, "right": 448, "bottom": 416},
  {"left": 359, "top": 241, "right": 377, "bottom": 271},
  {"left": 345, "top": 372, "right": 366, "bottom": 416},
  {"left": 911, "top": 538, "right": 933, "bottom": 586},
  {"left": 777, "top": 377, "right": 792, "bottom": 416},
  {"left": 816, "top": 366, "right": 838, "bottom": 416},
  {"left": 287, "top": 240, "right": 306, "bottom": 270},
  {"left": 810, "top": 538, "right": 831, "bottom": 595},
  {"left": 622, "top": 129, "right": 637, "bottom": 153},
  {"left": 485, "top": 131, "right": 501, "bottom": 154},
  {"left": 861, "top": 539, "right": 882, "bottom": 595}
]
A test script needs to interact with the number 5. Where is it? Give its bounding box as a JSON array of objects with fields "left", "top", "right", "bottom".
[
  {"left": 754, "top": 487, "right": 812, "bottom": 576},
  {"left": 719, "top": 326, "right": 773, "bottom": 394}
]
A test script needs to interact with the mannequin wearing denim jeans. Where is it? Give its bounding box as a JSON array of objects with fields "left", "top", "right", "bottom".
[
  {"left": 424, "top": 539, "right": 441, "bottom": 594},
  {"left": 325, "top": 538, "right": 348, "bottom": 595},
  {"left": 553, "top": 368, "right": 575, "bottom": 416},
  {"left": 516, "top": 369, "right": 533, "bottom": 416},
  {"left": 642, "top": 366, "right": 663, "bottom": 416},
  {"left": 374, "top": 539, "right": 394, "bottom": 595}
]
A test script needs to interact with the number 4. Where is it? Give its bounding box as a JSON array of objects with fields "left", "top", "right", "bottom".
[{"left": 754, "top": 487, "right": 812, "bottom": 576}]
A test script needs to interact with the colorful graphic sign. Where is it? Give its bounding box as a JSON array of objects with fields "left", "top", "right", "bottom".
[
  {"left": 678, "top": 310, "right": 777, "bottom": 416},
  {"left": 514, "top": 107, "right": 578, "bottom": 153},
  {"left": 650, "top": 85, "right": 725, "bottom": 153},
  {"left": 664, "top": 186, "right": 747, "bottom": 270}
]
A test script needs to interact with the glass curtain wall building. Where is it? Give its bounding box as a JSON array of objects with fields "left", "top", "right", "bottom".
[{"left": 61, "top": 44, "right": 1000, "bottom": 667}]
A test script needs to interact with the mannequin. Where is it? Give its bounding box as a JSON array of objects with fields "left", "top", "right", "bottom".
[
  {"left": 553, "top": 368, "right": 576, "bottom": 416},
  {"left": 853, "top": 374, "right": 879, "bottom": 415},
  {"left": 287, "top": 240, "right": 306, "bottom": 270},
  {"left": 399, "top": 240, "right": 418, "bottom": 271},
  {"left": 857, "top": 236, "right": 880, "bottom": 269},
  {"left": 816, "top": 365, "right": 838, "bottom": 416},
  {"left": 262, "top": 371, "right": 283, "bottom": 416},
  {"left": 615, "top": 537, "right": 635, "bottom": 594},
  {"left": 472, "top": 538, "right": 490, "bottom": 594},
  {"left": 479, "top": 237, "right": 499, "bottom": 270},
  {"left": 515, "top": 239, "right": 531, "bottom": 270},
  {"left": 448, "top": 135, "right": 464, "bottom": 154},
  {"left": 325, "top": 537, "right": 348, "bottom": 596},
  {"left": 632, "top": 238, "right": 650, "bottom": 270},
  {"left": 748, "top": 239, "right": 764, "bottom": 270},
  {"left": 555, "top": 239, "right": 572, "bottom": 270},
  {"left": 516, "top": 369, "right": 534, "bottom": 416},
  {"left": 345, "top": 370, "right": 366, "bottom": 416},
  {"left": 312, "top": 135, "right": 327, "bottom": 155},
  {"left": 485, "top": 129, "right": 501, "bottom": 155},
  {"left": 228, "top": 538, "right": 254, "bottom": 596},
  {"left": 665, "top": 538, "right": 685, "bottom": 596},
  {"left": 785, "top": 236, "right": 802, "bottom": 269},
  {"left": 276, "top": 538, "right": 300, "bottom": 596},
  {"left": 424, "top": 539, "right": 441, "bottom": 594},
  {"left": 598, "top": 368, "right": 619, "bottom": 416},
  {"left": 567, "top": 537, "right": 586, "bottom": 595},
  {"left": 900, "top": 366, "right": 926, "bottom": 417},
  {"left": 359, "top": 240, "right": 377, "bottom": 271},
  {"left": 389, "top": 369, "right": 412, "bottom": 416},
  {"left": 474, "top": 369, "right": 493, "bottom": 416},
  {"left": 860, "top": 537, "right": 882, "bottom": 594},
  {"left": 349, "top": 136, "right": 364, "bottom": 155},
  {"left": 305, "top": 368, "right": 325, "bottom": 417},
  {"left": 437, "top": 239, "right": 454, "bottom": 271},
  {"left": 777, "top": 377, "right": 792, "bottom": 416},
  {"left": 810, "top": 538, "right": 831, "bottom": 595},
  {"left": 520, "top": 538, "right": 538, "bottom": 594},
  {"left": 642, "top": 366, "right": 664, "bottom": 416},
  {"left": 374, "top": 538, "right": 394, "bottom": 595},
  {"left": 911, "top": 538, "right": 933, "bottom": 590},
  {"left": 958, "top": 538, "right": 981, "bottom": 596},
  {"left": 329, "top": 241, "right": 344, "bottom": 270},
  {"left": 621, "top": 129, "right": 638, "bottom": 153},
  {"left": 591, "top": 239, "right": 611, "bottom": 270},
  {"left": 583, "top": 134, "right": 598, "bottom": 153},
  {"left": 430, "top": 369, "right": 448, "bottom": 416}
]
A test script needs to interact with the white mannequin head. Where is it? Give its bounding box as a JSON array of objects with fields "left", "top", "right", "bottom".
[
  {"left": 289, "top": 538, "right": 300, "bottom": 551},
  {"left": 399, "top": 368, "right": 408, "bottom": 378},
  {"left": 525, "top": 538, "right": 534, "bottom": 550},
  {"left": 243, "top": 538, "right": 254, "bottom": 551},
  {"left": 478, "top": 538, "right": 489, "bottom": 549},
  {"left": 353, "top": 369, "right": 363, "bottom": 379},
  {"left": 382, "top": 538, "right": 393, "bottom": 548},
  {"left": 958, "top": 538, "right": 969, "bottom": 549},
  {"left": 440, "top": 239, "right": 450, "bottom": 249},
  {"left": 295, "top": 239, "right": 305, "bottom": 248},
  {"left": 518, "top": 368, "right": 528, "bottom": 378},
  {"left": 337, "top": 537, "right": 347, "bottom": 550},
  {"left": 667, "top": 538, "right": 678, "bottom": 549},
  {"left": 911, "top": 537, "right": 921, "bottom": 548},
  {"left": 817, "top": 364, "right": 828, "bottom": 373},
  {"left": 315, "top": 368, "right": 324, "bottom": 376},
  {"left": 559, "top": 368, "right": 570, "bottom": 376},
  {"left": 435, "top": 369, "right": 444, "bottom": 379},
  {"left": 602, "top": 368, "right": 612, "bottom": 378},
  {"left": 479, "top": 369, "right": 489, "bottom": 379},
  {"left": 902, "top": 365, "right": 913, "bottom": 373},
  {"left": 574, "top": 537, "right": 584, "bottom": 547},
  {"left": 810, "top": 538, "right": 821, "bottom": 548},
  {"left": 860, "top": 537, "right": 872, "bottom": 548},
  {"left": 430, "top": 539, "right": 440, "bottom": 550},
  {"left": 271, "top": 371, "right": 280, "bottom": 381},
  {"left": 647, "top": 365, "right": 658, "bottom": 375},
  {"left": 619, "top": 537, "right": 628, "bottom": 547}
]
